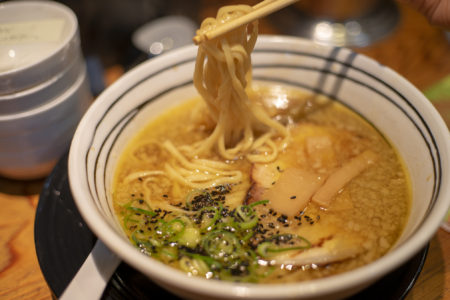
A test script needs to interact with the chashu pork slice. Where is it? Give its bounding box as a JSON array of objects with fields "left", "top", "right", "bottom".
[{"left": 266, "top": 232, "right": 364, "bottom": 266}]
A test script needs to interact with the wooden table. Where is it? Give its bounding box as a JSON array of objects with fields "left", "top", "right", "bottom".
[{"left": 0, "top": 2, "right": 448, "bottom": 300}]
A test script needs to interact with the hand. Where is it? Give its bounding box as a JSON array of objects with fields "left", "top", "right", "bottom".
[{"left": 402, "top": 0, "right": 450, "bottom": 28}]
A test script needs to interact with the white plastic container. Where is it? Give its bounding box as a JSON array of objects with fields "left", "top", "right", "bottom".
[
  {"left": 0, "top": 1, "right": 91, "bottom": 179},
  {"left": 0, "top": 66, "right": 91, "bottom": 179},
  {"left": 0, "top": 1, "right": 82, "bottom": 94},
  {"left": 0, "top": 52, "right": 84, "bottom": 114}
]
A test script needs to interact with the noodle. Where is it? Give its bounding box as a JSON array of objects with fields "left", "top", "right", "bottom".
[
  {"left": 155, "top": 4, "right": 290, "bottom": 192},
  {"left": 191, "top": 5, "right": 289, "bottom": 162}
]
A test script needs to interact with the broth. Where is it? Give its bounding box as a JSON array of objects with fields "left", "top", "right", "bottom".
[{"left": 112, "top": 86, "right": 410, "bottom": 283}]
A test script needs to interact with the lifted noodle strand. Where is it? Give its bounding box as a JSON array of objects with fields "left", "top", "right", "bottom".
[{"left": 159, "top": 5, "right": 290, "bottom": 192}]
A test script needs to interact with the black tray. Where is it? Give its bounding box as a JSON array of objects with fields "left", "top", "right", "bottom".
[{"left": 35, "top": 152, "right": 428, "bottom": 299}]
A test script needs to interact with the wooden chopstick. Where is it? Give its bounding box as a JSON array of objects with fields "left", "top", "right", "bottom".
[{"left": 193, "top": 0, "right": 298, "bottom": 44}]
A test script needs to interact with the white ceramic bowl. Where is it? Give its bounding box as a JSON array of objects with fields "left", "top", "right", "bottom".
[
  {"left": 0, "top": 66, "right": 91, "bottom": 180},
  {"left": 0, "top": 0, "right": 81, "bottom": 94},
  {"left": 68, "top": 36, "right": 450, "bottom": 300}
]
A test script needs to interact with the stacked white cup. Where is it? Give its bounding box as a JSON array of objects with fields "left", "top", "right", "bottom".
[{"left": 0, "top": 1, "right": 92, "bottom": 179}]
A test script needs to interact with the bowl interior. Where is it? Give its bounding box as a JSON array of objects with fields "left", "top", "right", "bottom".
[{"left": 69, "top": 36, "right": 450, "bottom": 299}]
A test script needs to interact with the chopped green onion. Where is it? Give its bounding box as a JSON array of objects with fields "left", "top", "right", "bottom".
[
  {"left": 181, "top": 251, "right": 222, "bottom": 270},
  {"left": 131, "top": 231, "right": 152, "bottom": 250},
  {"left": 256, "top": 234, "right": 311, "bottom": 258},
  {"left": 178, "top": 227, "right": 200, "bottom": 248},
  {"left": 160, "top": 246, "right": 179, "bottom": 261},
  {"left": 249, "top": 199, "right": 269, "bottom": 207},
  {"left": 123, "top": 199, "right": 156, "bottom": 214},
  {"left": 126, "top": 206, "right": 156, "bottom": 217},
  {"left": 202, "top": 230, "right": 241, "bottom": 260},
  {"left": 198, "top": 206, "right": 220, "bottom": 232},
  {"left": 235, "top": 205, "right": 258, "bottom": 229},
  {"left": 179, "top": 256, "right": 210, "bottom": 276},
  {"left": 256, "top": 242, "right": 272, "bottom": 257},
  {"left": 121, "top": 185, "right": 308, "bottom": 282},
  {"left": 240, "top": 229, "right": 254, "bottom": 241},
  {"left": 123, "top": 214, "right": 139, "bottom": 229},
  {"left": 161, "top": 218, "right": 186, "bottom": 241}
]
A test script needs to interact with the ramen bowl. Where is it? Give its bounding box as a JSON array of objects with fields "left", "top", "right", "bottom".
[{"left": 68, "top": 35, "right": 450, "bottom": 300}]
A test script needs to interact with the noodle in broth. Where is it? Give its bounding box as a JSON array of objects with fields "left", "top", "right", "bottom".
[{"left": 113, "top": 4, "right": 410, "bottom": 283}]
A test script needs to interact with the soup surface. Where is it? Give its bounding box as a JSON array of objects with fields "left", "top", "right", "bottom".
[{"left": 113, "top": 85, "right": 410, "bottom": 283}]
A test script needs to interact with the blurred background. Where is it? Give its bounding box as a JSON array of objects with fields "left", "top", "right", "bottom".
[
  {"left": 0, "top": 1, "right": 449, "bottom": 300},
  {"left": 45, "top": 0, "right": 450, "bottom": 95}
]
